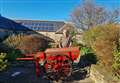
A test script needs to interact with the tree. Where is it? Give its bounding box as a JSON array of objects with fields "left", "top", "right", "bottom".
[{"left": 71, "top": 0, "right": 120, "bottom": 31}]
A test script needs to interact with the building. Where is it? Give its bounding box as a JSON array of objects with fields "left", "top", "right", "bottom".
[
  {"left": 0, "top": 16, "right": 55, "bottom": 42},
  {"left": 15, "top": 20, "right": 65, "bottom": 42},
  {"left": 0, "top": 16, "right": 81, "bottom": 44}
]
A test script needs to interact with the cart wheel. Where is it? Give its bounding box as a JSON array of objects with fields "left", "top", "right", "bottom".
[{"left": 44, "top": 55, "right": 72, "bottom": 80}]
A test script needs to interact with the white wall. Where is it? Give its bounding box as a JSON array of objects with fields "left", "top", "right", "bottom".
[{"left": 36, "top": 31, "right": 62, "bottom": 43}]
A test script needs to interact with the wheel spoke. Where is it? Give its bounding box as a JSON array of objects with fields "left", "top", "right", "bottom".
[{"left": 45, "top": 55, "right": 72, "bottom": 80}]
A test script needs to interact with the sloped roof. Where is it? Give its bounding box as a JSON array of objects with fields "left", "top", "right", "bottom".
[
  {"left": 15, "top": 20, "right": 65, "bottom": 32},
  {"left": 0, "top": 16, "right": 65, "bottom": 32},
  {"left": 0, "top": 16, "right": 31, "bottom": 31},
  {"left": 0, "top": 16, "right": 54, "bottom": 42}
]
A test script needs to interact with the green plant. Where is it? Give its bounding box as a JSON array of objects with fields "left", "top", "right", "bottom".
[
  {"left": 39, "top": 48, "right": 45, "bottom": 51},
  {"left": 70, "top": 30, "right": 80, "bottom": 46},
  {"left": 112, "top": 39, "right": 120, "bottom": 78},
  {"left": 72, "top": 37, "right": 79, "bottom": 46},
  {"left": 0, "top": 53, "right": 7, "bottom": 71},
  {"left": 3, "top": 34, "right": 49, "bottom": 53},
  {"left": 3, "top": 34, "right": 24, "bottom": 48},
  {"left": 82, "top": 24, "right": 119, "bottom": 66},
  {"left": 80, "top": 46, "right": 92, "bottom": 55},
  {"left": 7, "top": 49, "right": 22, "bottom": 61},
  {"left": 82, "top": 24, "right": 120, "bottom": 78}
]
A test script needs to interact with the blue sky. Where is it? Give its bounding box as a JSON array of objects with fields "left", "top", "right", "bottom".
[{"left": 0, "top": 0, "right": 120, "bottom": 21}]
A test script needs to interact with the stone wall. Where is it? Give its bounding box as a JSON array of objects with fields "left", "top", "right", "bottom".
[
  {"left": 37, "top": 31, "right": 82, "bottom": 43},
  {"left": 37, "top": 31, "right": 62, "bottom": 43}
]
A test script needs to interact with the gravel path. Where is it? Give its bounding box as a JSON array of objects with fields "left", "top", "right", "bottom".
[{"left": 0, "top": 62, "right": 94, "bottom": 83}]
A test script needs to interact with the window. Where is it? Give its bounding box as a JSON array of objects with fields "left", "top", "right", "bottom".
[
  {"left": 35, "top": 23, "right": 38, "bottom": 26},
  {"left": 39, "top": 27, "right": 43, "bottom": 31},
  {"left": 36, "top": 27, "right": 39, "bottom": 31},
  {"left": 38, "top": 23, "right": 42, "bottom": 26},
  {"left": 46, "top": 23, "right": 48, "bottom": 27},
  {"left": 32, "top": 23, "right": 35, "bottom": 26},
  {"left": 49, "top": 23, "right": 53, "bottom": 27},
  {"left": 36, "top": 23, "right": 39, "bottom": 27},
  {"left": 37, "top": 27, "right": 40, "bottom": 31},
  {"left": 45, "top": 27, "right": 48, "bottom": 31}
]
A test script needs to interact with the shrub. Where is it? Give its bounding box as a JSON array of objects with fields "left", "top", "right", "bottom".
[
  {"left": 70, "top": 30, "right": 80, "bottom": 46},
  {"left": 83, "top": 24, "right": 119, "bottom": 66},
  {"left": 82, "top": 24, "right": 120, "bottom": 78},
  {"left": 80, "top": 46, "right": 93, "bottom": 55},
  {"left": 7, "top": 49, "right": 22, "bottom": 61},
  {"left": 71, "top": 37, "right": 79, "bottom": 46},
  {"left": 112, "top": 38, "right": 120, "bottom": 78},
  {"left": 3, "top": 34, "right": 49, "bottom": 54},
  {"left": 3, "top": 34, "right": 24, "bottom": 49},
  {"left": 112, "top": 51, "right": 120, "bottom": 78},
  {"left": 0, "top": 53, "right": 7, "bottom": 71}
]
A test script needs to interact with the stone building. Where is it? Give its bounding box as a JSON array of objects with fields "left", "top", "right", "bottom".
[
  {"left": 0, "top": 16, "right": 54, "bottom": 42},
  {"left": 0, "top": 16, "right": 82, "bottom": 44},
  {"left": 15, "top": 20, "right": 65, "bottom": 42}
]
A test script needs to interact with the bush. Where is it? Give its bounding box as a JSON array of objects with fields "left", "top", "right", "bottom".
[
  {"left": 0, "top": 53, "right": 7, "bottom": 71},
  {"left": 83, "top": 24, "right": 119, "bottom": 66},
  {"left": 3, "top": 34, "right": 49, "bottom": 54},
  {"left": 3, "top": 34, "right": 24, "bottom": 48},
  {"left": 82, "top": 24, "right": 120, "bottom": 78},
  {"left": 70, "top": 30, "right": 81, "bottom": 47},
  {"left": 112, "top": 38, "right": 120, "bottom": 78},
  {"left": 80, "top": 46, "right": 93, "bottom": 55},
  {"left": 7, "top": 49, "right": 22, "bottom": 61}
]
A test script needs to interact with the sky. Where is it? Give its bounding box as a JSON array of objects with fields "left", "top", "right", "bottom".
[{"left": 0, "top": 0, "right": 120, "bottom": 21}]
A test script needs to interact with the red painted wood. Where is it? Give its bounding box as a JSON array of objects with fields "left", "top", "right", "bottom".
[
  {"left": 16, "top": 57, "right": 34, "bottom": 60},
  {"left": 24, "top": 54, "right": 34, "bottom": 57},
  {"left": 45, "top": 47, "right": 79, "bottom": 54},
  {"left": 35, "top": 57, "right": 40, "bottom": 77}
]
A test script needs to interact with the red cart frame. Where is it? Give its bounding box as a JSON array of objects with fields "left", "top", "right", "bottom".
[{"left": 17, "top": 47, "right": 80, "bottom": 80}]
